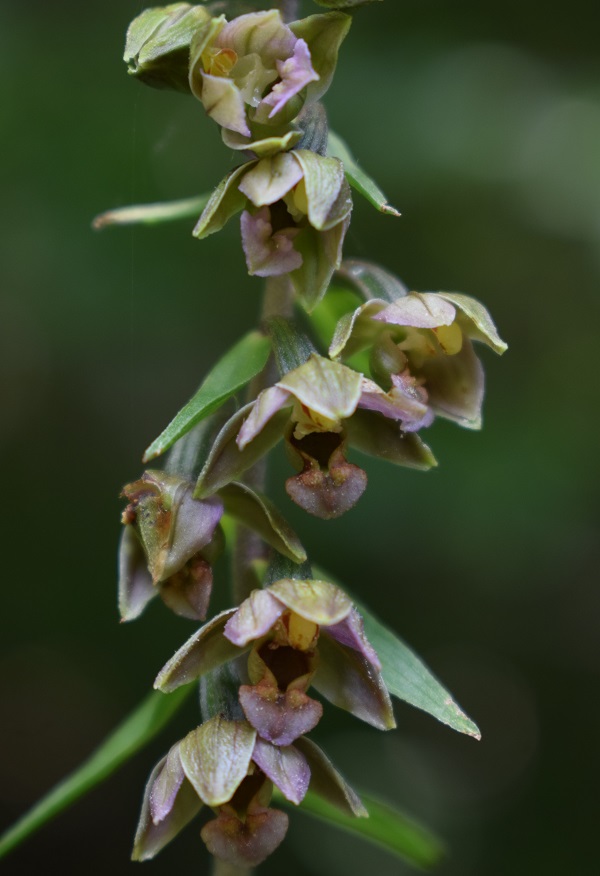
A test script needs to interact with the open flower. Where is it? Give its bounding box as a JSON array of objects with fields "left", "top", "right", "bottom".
[
  {"left": 132, "top": 714, "right": 366, "bottom": 866},
  {"left": 330, "top": 285, "right": 508, "bottom": 430},
  {"left": 155, "top": 577, "right": 396, "bottom": 737},
  {"left": 194, "top": 150, "right": 352, "bottom": 311},
  {"left": 119, "top": 471, "right": 223, "bottom": 621},
  {"left": 188, "top": 9, "right": 351, "bottom": 156}
]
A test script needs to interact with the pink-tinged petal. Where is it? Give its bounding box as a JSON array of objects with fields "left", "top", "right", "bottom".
[
  {"left": 358, "top": 374, "right": 434, "bottom": 433},
  {"left": 421, "top": 338, "right": 484, "bottom": 429},
  {"left": 313, "top": 635, "right": 396, "bottom": 731},
  {"left": 118, "top": 525, "right": 156, "bottom": 622},
  {"left": 375, "top": 293, "right": 456, "bottom": 329},
  {"left": 163, "top": 493, "right": 223, "bottom": 582},
  {"left": 224, "top": 589, "right": 286, "bottom": 647},
  {"left": 217, "top": 11, "right": 296, "bottom": 69},
  {"left": 179, "top": 717, "right": 257, "bottom": 808},
  {"left": 237, "top": 385, "right": 292, "bottom": 450},
  {"left": 252, "top": 738, "right": 310, "bottom": 805},
  {"left": 325, "top": 608, "right": 381, "bottom": 670},
  {"left": 132, "top": 756, "right": 202, "bottom": 861},
  {"left": 239, "top": 683, "right": 323, "bottom": 746},
  {"left": 278, "top": 354, "right": 362, "bottom": 421},
  {"left": 150, "top": 744, "right": 185, "bottom": 825},
  {"left": 241, "top": 208, "right": 303, "bottom": 278},
  {"left": 159, "top": 556, "right": 213, "bottom": 621},
  {"left": 267, "top": 578, "right": 352, "bottom": 626},
  {"left": 285, "top": 439, "right": 367, "bottom": 520},
  {"left": 201, "top": 807, "right": 289, "bottom": 868},
  {"left": 262, "top": 39, "right": 319, "bottom": 117},
  {"left": 200, "top": 72, "right": 250, "bottom": 137},
  {"left": 294, "top": 737, "right": 367, "bottom": 818}
]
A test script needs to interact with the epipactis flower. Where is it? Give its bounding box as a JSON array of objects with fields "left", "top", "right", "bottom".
[
  {"left": 132, "top": 714, "right": 366, "bottom": 866},
  {"left": 155, "top": 577, "right": 396, "bottom": 739},
  {"left": 233, "top": 352, "right": 434, "bottom": 518},
  {"left": 330, "top": 289, "right": 508, "bottom": 430},
  {"left": 119, "top": 470, "right": 224, "bottom": 621},
  {"left": 194, "top": 150, "right": 352, "bottom": 311},
  {"left": 189, "top": 9, "right": 350, "bottom": 156}
]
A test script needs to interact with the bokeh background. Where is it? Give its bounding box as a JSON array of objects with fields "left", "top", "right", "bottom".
[{"left": 1, "top": 1, "right": 598, "bottom": 873}]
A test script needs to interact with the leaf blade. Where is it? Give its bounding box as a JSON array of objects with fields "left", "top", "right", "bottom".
[
  {"left": 276, "top": 788, "right": 445, "bottom": 870},
  {"left": 92, "top": 194, "right": 210, "bottom": 229},
  {"left": 0, "top": 688, "right": 192, "bottom": 859},
  {"left": 143, "top": 331, "right": 272, "bottom": 463},
  {"left": 328, "top": 130, "right": 400, "bottom": 217}
]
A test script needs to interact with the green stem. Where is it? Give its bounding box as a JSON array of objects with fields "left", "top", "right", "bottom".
[{"left": 231, "top": 276, "right": 294, "bottom": 604}]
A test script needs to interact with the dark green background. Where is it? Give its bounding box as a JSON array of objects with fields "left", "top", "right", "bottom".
[{"left": 2, "top": 1, "right": 598, "bottom": 873}]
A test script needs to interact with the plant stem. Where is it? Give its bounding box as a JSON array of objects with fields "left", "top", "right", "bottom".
[
  {"left": 231, "top": 276, "right": 294, "bottom": 604},
  {"left": 279, "top": 0, "right": 300, "bottom": 24}
]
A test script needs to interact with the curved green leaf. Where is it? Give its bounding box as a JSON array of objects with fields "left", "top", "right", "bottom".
[
  {"left": 328, "top": 130, "right": 400, "bottom": 217},
  {"left": 0, "top": 688, "right": 192, "bottom": 860},
  {"left": 276, "top": 788, "right": 445, "bottom": 870},
  {"left": 143, "top": 331, "right": 272, "bottom": 463},
  {"left": 92, "top": 193, "right": 210, "bottom": 229}
]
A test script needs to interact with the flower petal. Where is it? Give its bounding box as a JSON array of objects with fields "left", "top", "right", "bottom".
[
  {"left": 193, "top": 163, "right": 254, "bottom": 240},
  {"left": 285, "top": 446, "right": 367, "bottom": 519},
  {"left": 313, "top": 634, "right": 396, "bottom": 730},
  {"left": 162, "top": 492, "right": 223, "bottom": 581},
  {"left": 294, "top": 737, "right": 367, "bottom": 818},
  {"left": 200, "top": 72, "right": 251, "bottom": 136},
  {"left": 325, "top": 607, "right": 381, "bottom": 670},
  {"left": 132, "top": 756, "right": 202, "bottom": 861},
  {"left": 237, "top": 385, "right": 292, "bottom": 450},
  {"left": 241, "top": 208, "right": 303, "bottom": 277},
  {"left": 278, "top": 354, "right": 362, "bottom": 422},
  {"left": 154, "top": 609, "right": 240, "bottom": 693},
  {"left": 345, "top": 408, "right": 438, "bottom": 470},
  {"left": 292, "top": 151, "right": 350, "bottom": 230},
  {"left": 239, "top": 683, "right": 323, "bottom": 746},
  {"left": 224, "top": 589, "right": 287, "bottom": 647},
  {"left": 329, "top": 299, "right": 388, "bottom": 360},
  {"left": 289, "top": 12, "right": 352, "bottom": 105},
  {"left": 268, "top": 578, "right": 353, "bottom": 625},
  {"left": 217, "top": 10, "right": 296, "bottom": 69},
  {"left": 421, "top": 338, "right": 484, "bottom": 429},
  {"left": 252, "top": 738, "right": 310, "bottom": 805},
  {"left": 263, "top": 39, "right": 319, "bottom": 118},
  {"left": 118, "top": 525, "right": 156, "bottom": 622},
  {"left": 222, "top": 127, "right": 302, "bottom": 157},
  {"left": 159, "top": 556, "right": 213, "bottom": 621},
  {"left": 201, "top": 807, "right": 288, "bottom": 868},
  {"left": 150, "top": 744, "right": 186, "bottom": 825},
  {"left": 179, "top": 716, "right": 257, "bottom": 807},
  {"left": 358, "top": 376, "right": 434, "bottom": 433},
  {"left": 438, "top": 292, "right": 507, "bottom": 354},
  {"left": 375, "top": 293, "right": 456, "bottom": 329},
  {"left": 238, "top": 154, "right": 304, "bottom": 207},
  {"left": 290, "top": 217, "right": 350, "bottom": 311}
]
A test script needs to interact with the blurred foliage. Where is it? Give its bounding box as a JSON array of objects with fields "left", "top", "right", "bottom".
[{"left": 1, "top": 1, "right": 598, "bottom": 874}]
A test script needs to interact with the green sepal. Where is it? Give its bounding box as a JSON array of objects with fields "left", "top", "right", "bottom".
[
  {"left": 291, "top": 217, "right": 350, "bottom": 312},
  {"left": 219, "top": 481, "right": 307, "bottom": 563},
  {"left": 328, "top": 130, "right": 400, "bottom": 216},
  {"left": 336, "top": 259, "right": 409, "bottom": 303},
  {"left": 179, "top": 716, "right": 256, "bottom": 807},
  {"left": 222, "top": 127, "right": 302, "bottom": 157},
  {"left": 92, "top": 193, "right": 210, "bottom": 230},
  {"left": 293, "top": 737, "right": 366, "bottom": 818},
  {"left": 266, "top": 316, "right": 316, "bottom": 376},
  {"left": 0, "top": 688, "right": 193, "bottom": 860},
  {"left": 345, "top": 409, "right": 438, "bottom": 470},
  {"left": 124, "top": 4, "right": 211, "bottom": 93},
  {"left": 290, "top": 12, "right": 352, "bottom": 105},
  {"left": 293, "top": 150, "right": 352, "bottom": 230},
  {"left": 276, "top": 786, "right": 445, "bottom": 870},
  {"left": 194, "top": 403, "right": 289, "bottom": 498},
  {"left": 143, "top": 331, "right": 271, "bottom": 463},
  {"left": 192, "top": 163, "right": 254, "bottom": 239}
]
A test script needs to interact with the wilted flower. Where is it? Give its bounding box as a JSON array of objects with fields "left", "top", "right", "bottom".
[
  {"left": 188, "top": 8, "right": 350, "bottom": 156},
  {"left": 132, "top": 714, "right": 366, "bottom": 866},
  {"left": 194, "top": 150, "right": 352, "bottom": 311},
  {"left": 119, "top": 470, "right": 224, "bottom": 621},
  {"left": 155, "top": 577, "right": 396, "bottom": 736},
  {"left": 330, "top": 287, "right": 508, "bottom": 430}
]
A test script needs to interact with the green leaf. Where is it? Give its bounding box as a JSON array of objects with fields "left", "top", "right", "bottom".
[
  {"left": 313, "top": 566, "right": 480, "bottom": 738},
  {"left": 0, "top": 688, "right": 192, "bottom": 860},
  {"left": 143, "top": 331, "right": 272, "bottom": 463},
  {"left": 328, "top": 130, "right": 400, "bottom": 217},
  {"left": 276, "top": 788, "right": 445, "bottom": 870},
  {"left": 92, "top": 194, "right": 210, "bottom": 229}
]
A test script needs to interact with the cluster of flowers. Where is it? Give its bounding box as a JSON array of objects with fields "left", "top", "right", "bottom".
[{"left": 119, "top": 1, "right": 506, "bottom": 869}]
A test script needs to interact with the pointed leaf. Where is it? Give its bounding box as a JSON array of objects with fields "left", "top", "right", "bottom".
[
  {"left": 154, "top": 609, "right": 240, "bottom": 693},
  {"left": 220, "top": 482, "right": 307, "bottom": 563},
  {"left": 277, "top": 785, "right": 445, "bottom": 870},
  {"left": 92, "top": 194, "right": 210, "bottom": 230},
  {"left": 143, "top": 331, "right": 271, "bottom": 462},
  {"left": 179, "top": 717, "right": 256, "bottom": 807},
  {"left": 194, "top": 402, "right": 289, "bottom": 499},
  {"left": 0, "top": 689, "right": 193, "bottom": 860},
  {"left": 356, "top": 600, "right": 481, "bottom": 739},
  {"left": 328, "top": 130, "right": 400, "bottom": 217}
]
